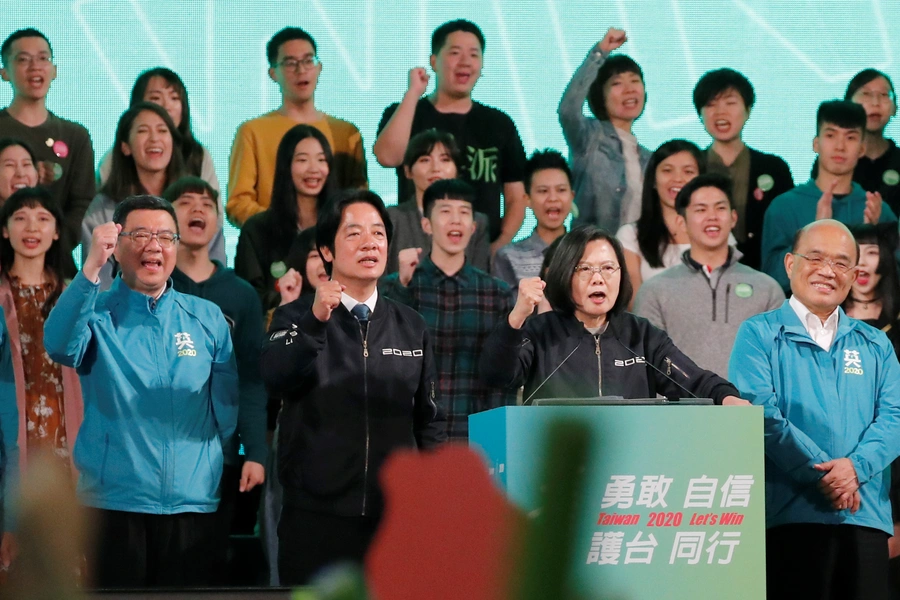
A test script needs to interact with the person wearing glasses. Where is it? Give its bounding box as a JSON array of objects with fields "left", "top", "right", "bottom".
[
  {"left": 634, "top": 174, "right": 784, "bottom": 378},
  {"left": 479, "top": 224, "right": 747, "bottom": 405},
  {"left": 843, "top": 70, "right": 900, "bottom": 216},
  {"left": 762, "top": 100, "right": 898, "bottom": 294},
  {"left": 730, "top": 219, "right": 900, "bottom": 600},
  {"left": 44, "top": 195, "right": 238, "bottom": 588},
  {"left": 0, "top": 28, "right": 96, "bottom": 277},
  {"left": 226, "top": 27, "right": 367, "bottom": 228}
]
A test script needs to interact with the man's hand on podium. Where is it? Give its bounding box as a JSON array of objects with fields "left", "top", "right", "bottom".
[{"left": 722, "top": 395, "right": 751, "bottom": 406}]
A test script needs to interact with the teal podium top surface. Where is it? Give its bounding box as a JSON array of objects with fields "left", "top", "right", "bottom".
[{"left": 469, "top": 405, "right": 766, "bottom": 600}]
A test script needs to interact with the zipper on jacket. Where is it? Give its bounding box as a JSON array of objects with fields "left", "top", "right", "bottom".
[
  {"left": 360, "top": 321, "right": 371, "bottom": 515},
  {"left": 594, "top": 334, "right": 602, "bottom": 396},
  {"left": 725, "top": 284, "right": 731, "bottom": 324},
  {"left": 670, "top": 359, "right": 689, "bottom": 379},
  {"left": 711, "top": 288, "right": 717, "bottom": 321}
]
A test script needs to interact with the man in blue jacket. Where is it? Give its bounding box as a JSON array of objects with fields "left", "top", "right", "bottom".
[
  {"left": 44, "top": 195, "right": 238, "bottom": 589},
  {"left": 730, "top": 219, "right": 900, "bottom": 600}
]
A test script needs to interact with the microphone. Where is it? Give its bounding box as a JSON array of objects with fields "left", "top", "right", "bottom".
[
  {"left": 523, "top": 340, "right": 582, "bottom": 406},
  {"left": 608, "top": 323, "right": 699, "bottom": 400}
]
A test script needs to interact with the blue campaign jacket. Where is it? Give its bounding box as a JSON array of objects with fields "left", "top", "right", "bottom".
[
  {"left": 44, "top": 272, "right": 238, "bottom": 514},
  {"left": 0, "top": 305, "right": 19, "bottom": 532},
  {"left": 729, "top": 301, "right": 900, "bottom": 535}
]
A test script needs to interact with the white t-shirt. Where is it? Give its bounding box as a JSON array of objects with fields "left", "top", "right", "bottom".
[
  {"left": 616, "top": 222, "right": 689, "bottom": 282},
  {"left": 615, "top": 127, "right": 644, "bottom": 227}
]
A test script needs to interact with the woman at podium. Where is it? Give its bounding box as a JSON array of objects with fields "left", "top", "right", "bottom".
[{"left": 479, "top": 225, "right": 746, "bottom": 405}]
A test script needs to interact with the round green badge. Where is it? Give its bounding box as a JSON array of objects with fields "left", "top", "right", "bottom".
[
  {"left": 757, "top": 174, "right": 774, "bottom": 192},
  {"left": 270, "top": 261, "right": 288, "bottom": 279},
  {"left": 883, "top": 169, "right": 900, "bottom": 186},
  {"left": 734, "top": 283, "right": 753, "bottom": 298}
]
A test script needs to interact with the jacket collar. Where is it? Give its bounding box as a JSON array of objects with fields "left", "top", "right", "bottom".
[
  {"left": 681, "top": 246, "right": 742, "bottom": 273},
  {"left": 109, "top": 275, "right": 174, "bottom": 314},
  {"left": 417, "top": 255, "right": 474, "bottom": 287},
  {"left": 779, "top": 299, "right": 857, "bottom": 346}
]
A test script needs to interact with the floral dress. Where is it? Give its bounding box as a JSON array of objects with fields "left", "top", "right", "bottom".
[{"left": 10, "top": 278, "right": 70, "bottom": 476}]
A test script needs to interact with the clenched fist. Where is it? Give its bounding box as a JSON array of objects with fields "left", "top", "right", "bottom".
[
  {"left": 509, "top": 277, "right": 546, "bottom": 329},
  {"left": 278, "top": 268, "right": 304, "bottom": 306},
  {"left": 83, "top": 221, "right": 121, "bottom": 283},
  {"left": 598, "top": 28, "right": 627, "bottom": 54},
  {"left": 408, "top": 67, "right": 430, "bottom": 96},
  {"left": 398, "top": 247, "right": 422, "bottom": 286},
  {"left": 312, "top": 279, "right": 345, "bottom": 322}
]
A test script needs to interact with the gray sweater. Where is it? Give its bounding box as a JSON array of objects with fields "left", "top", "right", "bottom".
[{"left": 633, "top": 250, "right": 784, "bottom": 377}]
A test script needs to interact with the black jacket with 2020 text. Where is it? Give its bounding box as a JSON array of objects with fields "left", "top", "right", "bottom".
[
  {"left": 261, "top": 295, "right": 447, "bottom": 518},
  {"left": 479, "top": 310, "right": 740, "bottom": 404}
]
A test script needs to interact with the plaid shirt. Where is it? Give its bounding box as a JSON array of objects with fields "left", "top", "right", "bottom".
[{"left": 380, "top": 258, "right": 516, "bottom": 439}]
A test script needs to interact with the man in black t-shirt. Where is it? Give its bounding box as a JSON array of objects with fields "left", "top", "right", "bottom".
[{"left": 374, "top": 19, "right": 527, "bottom": 253}]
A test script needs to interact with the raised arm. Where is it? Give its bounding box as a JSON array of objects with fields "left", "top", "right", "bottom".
[
  {"left": 373, "top": 68, "right": 429, "bottom": 167},
  {"left": 558, "top": 28, "right": 627, "bottom": 152},
  {"left": 478, "top": 277, "right": 543, "bottom": 388},
  {"left": 45, "top": 222, "right": 120, "bottom": 368}
]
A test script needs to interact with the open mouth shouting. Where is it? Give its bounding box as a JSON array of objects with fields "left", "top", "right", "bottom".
[
  {"left": 188, "top": 216, "right": 206, "bottom": 234},
  {"left": 446, "top": 229, "right": 464, "bottom": 244},
  {"left": 588, "top": 289, "right": 608, "bottom": 306},
  {"left": 454, "top": 70, "right": 472, "bottom": 86},
  {"left": 140, "top": 255, "right": 164, "bottom": 274},
  {"left": 713, "top": 119, "right": 733, "bottom": 135},
  {"left": 621, "top": 97, "right": 641, "bottom": 111},
  {"left": 26, "top": 75, "right": 46, "bottom": 89}
]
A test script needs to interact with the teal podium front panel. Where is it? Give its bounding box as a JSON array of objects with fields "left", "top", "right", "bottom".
[{"left": 470, "top": 405, "right": 765, "bottom": 600}]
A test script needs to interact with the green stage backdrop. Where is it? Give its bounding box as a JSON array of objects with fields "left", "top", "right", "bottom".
[
  {"left": 2, "top": 1, "right": 897, "bottom": 263},
  {"left": 470, "top": 405, "right": 766, "bottom": 600}
]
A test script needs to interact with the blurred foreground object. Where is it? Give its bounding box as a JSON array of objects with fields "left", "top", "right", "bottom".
[{"left": 6, "top": 450, "right": 88, "bottom": 599}]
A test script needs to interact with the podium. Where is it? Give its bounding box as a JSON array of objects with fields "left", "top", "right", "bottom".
[{"left": 469, "top": 405, "right": 765, "bottom": 600}]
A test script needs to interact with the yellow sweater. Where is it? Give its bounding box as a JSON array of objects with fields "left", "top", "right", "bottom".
[{"left": 226, "top": 111, "right": 367, "bottom": 227}]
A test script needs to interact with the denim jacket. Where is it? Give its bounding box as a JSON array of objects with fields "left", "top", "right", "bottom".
[{"left": 558, "top": 47, "right": 651, "bottom": 232}]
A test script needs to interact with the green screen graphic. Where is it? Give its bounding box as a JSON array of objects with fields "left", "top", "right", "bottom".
[{"left": 3, "top": 1, "right": 896, "bottom": 263}]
